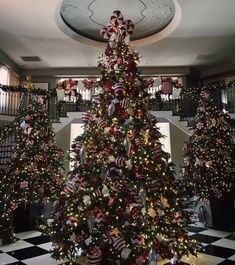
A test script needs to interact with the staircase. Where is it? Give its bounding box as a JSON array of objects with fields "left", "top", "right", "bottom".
[
  {"left": 152, "top": 111, "right": 190, "bottom": 135},
  {"left": 0, "top": 89, "right": 60, "bottom": 167},
  {"left": 0, "top": 134, "right": 15, "bottom": 166},
  {"left": 1, "top": 89, "right": 234, "bottom": 168}
]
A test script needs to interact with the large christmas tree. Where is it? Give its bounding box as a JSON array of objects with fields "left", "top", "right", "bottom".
[
  {"left": 0, "top": 168, "right": 15, "bottom": 244},
  {"left": 47, "top": 11, "right": 200, "bottom": 265},
  {"left": 1, "top": 97, "right": 65, "bottom": 207},
  {"left": 181, "top": 90, "right": 235, "bottom": 200}
]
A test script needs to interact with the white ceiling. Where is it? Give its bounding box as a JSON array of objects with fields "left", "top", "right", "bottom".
[
  {"left": 59, "top": 0, "right": 176, "bottom": 42},
  {"left": 0, "top": 0, "right": 235, "bottom": 69}
]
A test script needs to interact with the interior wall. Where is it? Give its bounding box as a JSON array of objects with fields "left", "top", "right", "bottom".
[
  {"left": 55, "top": 123, "right": 71, "bottom": 170},
  {"left": 19, "top": 66, "right": 191, "bottom": 78},
  {"left": 0, "top": 50, "right": 20, "bottom": 75},
  {"left": 185, "top": 69, "right": 201, "bottom": 88},
  {"left": 65, "top": 120, "right": 187, "bottom": 178},
  {"left": 169, "top": 122, "right": 189, "bottom": 178},
  {"left": 200, "top": 62, "right": 235, "bottom": 81},
  {"left": 19, "top": 76, "right": 59, "bottom": 90},
  {"left": 202, "top": 74, "right": 235, "bottom": 85},
  {"left": 69, "top": 121, "right": 173, "bottom": 171}
]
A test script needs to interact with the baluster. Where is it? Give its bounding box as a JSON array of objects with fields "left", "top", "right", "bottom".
[
  {"left": 18, "top": 92, "right": 24, "bottom": 114},
  {"left": 0, "top": 89, "right": 2, "bottom": 114},
  {"left": 27, "top": 93, "right": 30, "bottom": 108},
  {"left": 46, "top": 96, "right": 49, "bottom": 118},
  {"left": 148, "top": 87, "right": 150, "bottom": 97},
  {"left": 9, "top": 92, "right": 12, "bottom": 115},
  {"left": 12, "top": 92, "right": 15, "bottom": 115},
  {"left": 12, "top": 92, "right": 17, "bottom": 115},
  {"left": 15, "top": 92, "right": 19, "bottom": 115},
  {"left": 16, "top": 92, "right": 20, "bottom": 114},
  {"left": 47, "top": 96, "right": 50, "bottom": 119},
  {"left": 92, "top": 88, "right": 95, "bottom": 98},
  {"left": 86, "top": 88, "right": 89, "bottom": 101},
  {"left": 1, "top": 89, "right": 4, "bottom": 113},
  {"left": 7, "top": 91, "right": 10, "bottom": 115},
  {"left": 54, "top": 95, "right": 58, "bottom": 121},
  {"left": 49, "top": 96, "right": 52, "bottom": 119},
  {"left": 83, "top": 89, "right": 86, "bottom": 101},
  {"left": 12, "top": 92, "right": 16, "bottom": 115},
  {"left": 150, "top": 87, "right": 152, "bottom": 96},
  {"left": 153, "top": 86, "right": 156, "bottom": 96},
  {"left": 81, "top": 88, "right": 85, "bottom": 101},
  {"left": 2, "top": 90, "right": 5, "bottom": 114},
  {"left": 6, "top": 91, "right": 9, "bottom": 115},
  {"left": 88, "top": 89, "right": 91, "bottom": 101},
  {"left": 88, "top": 88, "right": 91, "bottom": 100},
  {"left": 52, "top": 95, "right": 55, "bottom": 120}
]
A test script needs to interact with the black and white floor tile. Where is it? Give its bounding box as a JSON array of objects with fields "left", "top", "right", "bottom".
[{"left": 0, "top": 223, "right": 234, "bottom": 265}]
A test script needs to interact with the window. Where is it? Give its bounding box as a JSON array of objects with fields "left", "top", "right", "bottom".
[{"left": 0, "top": 65, "right": 10, "bottom": 85}]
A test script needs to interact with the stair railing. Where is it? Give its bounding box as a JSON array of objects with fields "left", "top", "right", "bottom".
[{"left": 0, "top": 89, "right": 21, "bottom": 116}]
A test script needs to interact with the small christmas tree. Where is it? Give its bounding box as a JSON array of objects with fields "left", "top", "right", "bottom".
[
  {"left": 181, "top": 90, "right": 235, "bottom": 200},
  {"left": 1, "top": 97, "right": 65, "bottom": 207},
  {"left": 47, "top": 11, "right": 200, "bottom": 265}
]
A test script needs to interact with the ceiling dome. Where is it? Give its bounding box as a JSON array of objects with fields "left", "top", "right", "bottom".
[{"left": 55, "top": 0, "right": 181, "bottom": 47}]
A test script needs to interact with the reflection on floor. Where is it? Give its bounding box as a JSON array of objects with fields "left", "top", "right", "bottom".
[{"left": 0, "top": 222, "right": 234, "bottom": 265}]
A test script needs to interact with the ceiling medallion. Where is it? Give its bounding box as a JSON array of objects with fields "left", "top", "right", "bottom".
[{"left": 55, "top": 0, "right": 181, "bottom": 47}]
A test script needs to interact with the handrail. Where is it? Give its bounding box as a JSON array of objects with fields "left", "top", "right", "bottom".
[
  {"left": 0, "top": 134, "right": 15, "bottom": 165},
  {"left": 0, "top": 89, "right": 59, "bottom": 121},
  {"left": 0, "top": 86, "right": 234, "bottom": 128},
  {"left": 0, "top": 89, "right": 20, "bottom": 116}
]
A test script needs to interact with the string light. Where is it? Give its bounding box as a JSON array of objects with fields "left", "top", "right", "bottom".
[
  {"left": 47, "top": 11, "right": 202, "bottom": 265},
  {"left": 181, "top": 92, "right": 234, "bottom": 200},
  {"left": 0, "top": 97, "right": 66, "bottom": 243}
]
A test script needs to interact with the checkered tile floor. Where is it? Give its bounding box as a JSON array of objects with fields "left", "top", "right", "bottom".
[{"left": 0, "top": 223, "right": 235, "bottom": 265}]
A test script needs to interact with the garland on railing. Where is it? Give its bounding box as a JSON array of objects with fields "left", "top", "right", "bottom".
[
  {"left": 80, "top": 99, "right": 92, "bottom": 108},
  {"left": 180, "top": 87, "right": 201, "bottom": 102},
  {"left": 181, "top": 80, "right": 235, "bottom": 102},
  {"left": 0, "top": 85, "right": 57, "bottom": 97},
  {"left": 207, "top": 80, "right": 235, "bottom": 90},
  {"left": 0, "top": 119, "right": 19, "bottom": 143},
  {"left": 56, "top": 100, "right": 65, "bottom": 117},
  {"left": 0, "top": 97, "right": 51, "bottom": 143}
]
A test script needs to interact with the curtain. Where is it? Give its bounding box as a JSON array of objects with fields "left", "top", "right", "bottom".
[
  {"left": 0, "top": 65, "right": 10, "bottom": 85},
  {"left": 0, "top": 65, "right": 19, "bottom": 86},
  {"left": 0, "top": 65, "right": 20, "bottom": 113},
  {"left": 9, "top": 68, "right": 19, "bottom": 86}
]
